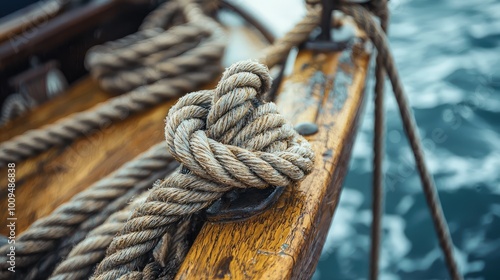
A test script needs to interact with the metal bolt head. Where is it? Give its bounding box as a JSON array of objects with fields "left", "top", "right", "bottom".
[{"left": 294, "top": 122, "right": 319, "bottom": 136}]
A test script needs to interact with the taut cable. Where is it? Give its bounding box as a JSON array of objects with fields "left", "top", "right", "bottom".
[
  {"left": 304, "top": 1, "right": 462, "bottom": 278},
  {"left": 0, "top": 0, "right": 225, "bottom": 166}
]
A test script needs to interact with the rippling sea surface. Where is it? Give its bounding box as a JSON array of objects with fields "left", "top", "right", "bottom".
[
  {"left": 246, "top": 0, "right": 500, "bottom": 279},
  {"left": 317, "top": 1, "right": 500, "bottom": 279}
]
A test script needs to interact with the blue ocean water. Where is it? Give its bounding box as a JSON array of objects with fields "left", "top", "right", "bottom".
[{"left": 314, "top": 0, "right": 500, "bottom": 279}]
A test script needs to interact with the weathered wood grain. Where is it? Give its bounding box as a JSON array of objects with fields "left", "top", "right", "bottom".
[{"left": 175, "top": 48, "right": 369, "bottom": 279}]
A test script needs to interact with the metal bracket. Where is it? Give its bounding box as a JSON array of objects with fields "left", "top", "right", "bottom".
[
  {"left": 304, "top": 0, "right": 355, "bottom": 51},
  {"left": 205, "top": 186, "right": 285, "bottom": 223}
]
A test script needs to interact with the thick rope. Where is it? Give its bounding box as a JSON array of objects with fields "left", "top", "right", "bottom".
[
  {"left": 49, "top": 8, "right": 321, "bottom": 279},
  {"left": 0, "top": 0, "right": 225, "bottom": 166},
  {"left": 2, "top": 2, "right": 462, "bottom": 279},
  {"left": 50, "top": 178, "right": 200, "bottom": 280},
  {"left": 0, "top": 0, "right": 322, "bottom": 166},
  {"left": 305, "top": 1, "right": 462, "bottom": 279},
  {"left": 25, "top": 160, "right": 180, "bottom": 280},
  {"left": 0, "top": 3, "right": 321, "bottom": 278},
  {"left": 138, "top": 215, "right": 197, "bottom": 280},
  {"left": 91, "top": 61, "right": 315, "bottom": 279},
  {"left": 0, "top": 143, "right": 175, "bottom": 279},
  {"left": 83, "top": 0, "right": 221, "bottom": 90},
  {"left": 258, "top": 5, "right": 320, "bottom": 67},
  {"left": 370, "top": 2, "right": 389, "bottom": 280}
]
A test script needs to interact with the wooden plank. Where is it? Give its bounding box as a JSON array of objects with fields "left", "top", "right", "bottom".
[{"left": 176, "top": 48, "right": 369, "bottom": 279}]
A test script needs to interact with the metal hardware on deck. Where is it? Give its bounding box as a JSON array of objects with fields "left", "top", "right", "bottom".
[
  {"left": 304, "top": 0, "right": 352, "bottom": 51},
  {"left": 205, "top": 186, "right": 285, "bottom": 223}
]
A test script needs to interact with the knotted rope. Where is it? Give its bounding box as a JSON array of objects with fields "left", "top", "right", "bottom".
[
  {"left": 91, "top": 60, "right": 314, "bottom": 279},
  {"left": 48, "top": 8, "right": 323, "bottom": 278},
  {"left": 0, "top": 0, "right": 225, "bottom": 166},
  {"left": 0, "top": 1, "right": 461, "bottom": 279},
  {"left": 0, "top": 0, "right": 321, "bottom": 166}
]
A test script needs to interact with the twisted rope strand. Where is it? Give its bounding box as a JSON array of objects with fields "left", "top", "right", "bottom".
[
  {"left": 49, "top": 194, "right": 150, "bottom": 280},
  {"left": 0, "top": 0, "right": 226, "bottom": 166},
  {"left": 258, "top": 5, "right": 320, "bottom": 67},
  {"left": 0, "top": 67, "right": 218, "bottom": 166},
  {"left": 91, "top": 61, "right": 314, "bottom": 279},
  {"left": 370, "top": 2, "right": 389, "bottom": 280},
  {"left": 335, "top": 4, "right": 462, "bottom": 280},
  {"left": 28, "top": 161, "right": 181, "bottom": 279}
]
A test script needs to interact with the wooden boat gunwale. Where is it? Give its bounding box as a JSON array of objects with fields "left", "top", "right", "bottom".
[
  {"left": 0, "top": 3, "right": 371, "bottom": 278},
  {"left": 175, "top": 47, "right": 370, "bottom": 279}
]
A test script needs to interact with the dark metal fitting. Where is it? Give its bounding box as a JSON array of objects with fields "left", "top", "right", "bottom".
[
  {"left": 295, "top": 122, "right": 319, "bottom": 136},
  {"left": 304, "top": 0, "right": 355, "bottom": 51}
]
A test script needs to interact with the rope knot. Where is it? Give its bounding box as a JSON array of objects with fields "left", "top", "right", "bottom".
[
  {"left": 93, "top": 60, "right": 316, "bottom": 279},
  {"left": 165, "top": 60, "right": 314, "bottom": 190}
]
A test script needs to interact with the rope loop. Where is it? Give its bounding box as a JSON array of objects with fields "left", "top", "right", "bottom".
[{"left": 165, "top": 60, "right": 314, "bottom": 189}]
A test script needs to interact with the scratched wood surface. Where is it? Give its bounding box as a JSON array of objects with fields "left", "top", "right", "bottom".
[{"left": 175, "top": 48, "right": 369, "bottom": 280}]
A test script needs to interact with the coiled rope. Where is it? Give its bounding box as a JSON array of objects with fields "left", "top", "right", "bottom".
[
  {"left": 85, "top": 0, "right": 220, "bottom": 93},
  {"left": 91, "top": 60, "right": 315, "bottom": 280}
]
